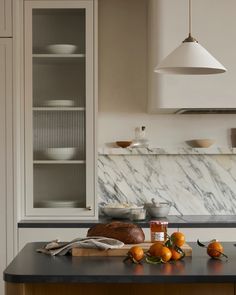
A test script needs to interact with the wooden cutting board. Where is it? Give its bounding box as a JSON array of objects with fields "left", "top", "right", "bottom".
[{"left": 72, "top": 242, "right": 192, "bottom": 257}]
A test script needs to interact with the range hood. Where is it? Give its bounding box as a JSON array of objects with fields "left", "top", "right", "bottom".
[
  {"left": 148, "top": 0, "right": 235, "bottom": 115},
  {"left": 175, "top": 109, "right": 236, "bottom": 115}
]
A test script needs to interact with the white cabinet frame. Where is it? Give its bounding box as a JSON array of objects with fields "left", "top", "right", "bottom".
[
  {"left": 0, "top": 0, "right": 12, "bottom": 36},
  {"left": 22, "top": 0, "right": 97, "bottom": 219},
  {"left": 0, "top": 38, "right": 14, "bottom": 295}
]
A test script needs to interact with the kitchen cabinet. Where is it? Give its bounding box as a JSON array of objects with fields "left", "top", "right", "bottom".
[
  {"left": 21, "top": 0, "right": 97, "bottom": 219},
  {"left": 18, "top": 227, "right": 178, "bottom": 251},
  {"left": 182, "top": 228, "right": 236, "bottom": 242},
  {"left": 0, "top": 39, "right": 14, "bottom": 295},
  {"left": 0, "top": 0, "right": 12, "bottom": 36},
  {"left": 18, "top": 228, "right": 89, "bottom": 251}
]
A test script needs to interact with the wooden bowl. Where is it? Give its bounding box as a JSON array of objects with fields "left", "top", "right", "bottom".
[
  {"left": 116, "top": 141, "right": 132, "bottom": 148},
  {"left": 186, "top": 139, "right": 215, "bottom": 148}
]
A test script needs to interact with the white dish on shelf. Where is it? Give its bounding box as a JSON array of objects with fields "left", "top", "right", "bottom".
[
  {"left": 43, "top": 100, "right": 75, "bottom": 107},
  {"left": 45, "top": 147, "right": 77, "bottom": 160},
  {"left": 46, "top": 44, "right": 77, "bottom": 54},
  {"left": 35, "top": 200, "right": 82, "bottom": 208},
  {"left": 101, "top": 205, "right": 144, "bottom": 219}
]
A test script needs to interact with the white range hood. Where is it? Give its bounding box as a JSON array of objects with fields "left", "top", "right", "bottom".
[{"left": 148, "top": 0, "right": 235, "bottom": 114}]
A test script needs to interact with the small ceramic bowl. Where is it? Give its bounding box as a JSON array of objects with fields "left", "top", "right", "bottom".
[
  {"left": 116, "top": 141, "right": 132, "bottom": 148},
  {"left": 46, "top": 44, "right": 77, "bottom": 54},
  {"left": 186, "top": 139, "right": 215, "bottom": 148},
  {"left": 45, "top": 147, "right": 77, "bottom": 160},
  {"left": 145, "top": 202, "right": 171, "bottom": 218},
  {"left": 102, "top": 207, "right": 131, "bottom": 219}
]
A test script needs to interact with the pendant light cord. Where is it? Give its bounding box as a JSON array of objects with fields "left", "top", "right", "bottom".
[
  {"left": 189, "top": 0, "right": 192, "bottom": 36},
  {"left": 183, "top": 0, "right": 197, "bottom": 42}
]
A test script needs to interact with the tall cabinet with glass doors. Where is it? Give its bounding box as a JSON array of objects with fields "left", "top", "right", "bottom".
[{"left": 23, "top": 0, "right": 97, "bottom": 219}]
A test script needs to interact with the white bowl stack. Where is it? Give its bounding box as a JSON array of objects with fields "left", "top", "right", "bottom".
[
  {"left": 46, "top": 44, "right": 77, "bottom": 54},
  {"left": 45, "top": 147, "right": 77, "bottom": 161}
]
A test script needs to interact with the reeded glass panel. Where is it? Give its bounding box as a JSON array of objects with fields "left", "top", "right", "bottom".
[{"left": 32, "top": 9, "right": 86, "bottom": 209}]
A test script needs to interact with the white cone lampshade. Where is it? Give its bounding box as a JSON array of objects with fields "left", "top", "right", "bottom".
[{"left": 155, "top": 41, "right": 227, "bottom": 75}]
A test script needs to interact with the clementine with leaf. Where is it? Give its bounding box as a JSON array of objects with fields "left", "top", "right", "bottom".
[
  {"left": 207, "top": 241, "right": 224, "bottom": 258},
  {"left": 170, "top": 248, "right": 183, "bottom": 261},
  {"left": 128, "top": 246, "right": 144, "bottom": 262},
  {"left": 160, "top": 246, "right": 172, "bottom": 263},
  {"left": 171, "top": 232, "right": 185, "bottom": 247},
  {"left": 148, "top": 242, "right": 164, "bottom": 257}
]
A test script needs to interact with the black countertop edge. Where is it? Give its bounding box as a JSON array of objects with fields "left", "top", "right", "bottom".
[
  {"left": 4, "top": 274, "right": 236, "bottom": 284},
  {"left": 4, "top": 242, "right": 236, "bottom": 284},
  {"left": 18, "top": 215, "right": 236, "bottom": 228}
]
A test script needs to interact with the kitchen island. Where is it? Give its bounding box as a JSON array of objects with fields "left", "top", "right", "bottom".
[{"left": 4, "top": 242, "right": 236, "bottom": 295}]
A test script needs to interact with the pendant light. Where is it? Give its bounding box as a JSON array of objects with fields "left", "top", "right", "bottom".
[{"left": 154, "top": 0, "right": 227, "bottom": 75}]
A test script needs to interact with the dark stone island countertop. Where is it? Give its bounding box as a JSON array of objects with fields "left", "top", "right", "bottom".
[
  {"left": 18, "top": 215, "right": 236, "bottom": 228},
  {"left": 4, "top": 242, "right": 236, "bottom": 284}
]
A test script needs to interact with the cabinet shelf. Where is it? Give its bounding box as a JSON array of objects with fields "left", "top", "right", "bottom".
[
  {"left": 33, "top": 53, "right": 85, "bottom": 58},
  {"left": 33, "top": 160, "right": 85, "bottom": 164},
  {"left": 33, "top": 54, "right": 85, "bottom": 63},
  {"left": 33, "top": 107, "right": 85, "bottom": 111}
]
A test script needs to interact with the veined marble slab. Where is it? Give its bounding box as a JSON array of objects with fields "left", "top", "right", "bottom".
[
  {"left": 98, "top": 154, "right": 236, "bottom": 215},
  {"left": 98, "top": 147, "right": 236, "bottom": 155}
]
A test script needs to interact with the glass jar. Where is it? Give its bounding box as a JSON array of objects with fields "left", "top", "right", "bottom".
[{"left": 150, "top": 221, "right": 168, "bottom": 242}]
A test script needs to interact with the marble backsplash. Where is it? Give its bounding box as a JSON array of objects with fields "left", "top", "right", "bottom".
[{"left": 98, "top": 148, "right": 236, "bottom": 215}]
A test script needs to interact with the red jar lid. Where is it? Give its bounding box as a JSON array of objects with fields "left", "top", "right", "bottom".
[{"left": 150, "top": 220, "right": 168, "bottom": 225}]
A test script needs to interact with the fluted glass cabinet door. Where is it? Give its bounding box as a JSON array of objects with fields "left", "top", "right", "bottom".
[{"left": 24, "top": 1, "right": 96, "bottom": 218}]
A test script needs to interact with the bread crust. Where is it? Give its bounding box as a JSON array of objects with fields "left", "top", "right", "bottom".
[{"left": 87, "top": 221, "right": 145, "bottom": 244}]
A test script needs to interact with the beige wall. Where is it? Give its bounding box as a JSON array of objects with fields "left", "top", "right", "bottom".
[
  {"left": 98, "top": 0, "right": 236, "bottom": 147},
  {"left": 98, "top": 0, "right": 147, "bottom": 113}
]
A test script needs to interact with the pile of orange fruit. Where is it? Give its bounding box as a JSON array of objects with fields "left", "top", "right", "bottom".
[
  {"left": 125, "top": 232, "right": 186, "bottom": 264},
  {"left": 125, "top": 234, "right": 228, "bottom": 264}
]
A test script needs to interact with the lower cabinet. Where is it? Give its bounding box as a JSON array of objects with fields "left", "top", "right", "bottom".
[
  {"left": 18, "top": 226, "right": 236, "bottom": 253},
  {"left": 5, "top": 283, "right": 235, "bottom": 295},
  {"left": 181, "top": 228, "right": 236, "bottom": 242},
  {"left": 18, "top": 228, "right": 89, "bottom": 251},
  {"left": 18, "top": 227, "right": 178, "bottom": 251}
]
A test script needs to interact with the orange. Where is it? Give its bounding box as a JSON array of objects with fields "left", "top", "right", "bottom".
[
  {"left": 128, "top": 246, "right": 144, "bottom": 262},
  {"left": 148, "top": 242, "right": 164, "bottom": 257},
  {"left": 207, "top": 241, "right": 224, "bottom": 258},
  {"left": 160, "top": 246, "right": 172, "bottom": 263},
  {"left": 170, "top": 248, "right": 183, "bottom": 261},
  {"left": 171, "top": 232, "right": 185, "bottom": 247}
]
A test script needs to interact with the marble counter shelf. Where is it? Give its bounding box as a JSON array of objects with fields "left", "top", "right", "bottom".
[{"left": 98, "top": 147, "right": 236, "bottom": 155}]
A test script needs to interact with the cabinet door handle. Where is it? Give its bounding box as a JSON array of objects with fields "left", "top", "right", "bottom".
[{"left": 86, "top": 206, "right": 92, "bottom": 211}]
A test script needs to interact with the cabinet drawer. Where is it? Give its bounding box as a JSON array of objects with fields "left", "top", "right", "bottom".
[
  {"left": 181, "top": 228, "right": 236, "bottom": 242},
  {"left": 18, "top": 228, "right": 89, "bottom": 251}
]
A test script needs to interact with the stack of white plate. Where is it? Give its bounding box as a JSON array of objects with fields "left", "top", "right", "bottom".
[
  {"left": 35, "top": 200, "right": 82, "bottom": 208},
  {"left": 46, "top": 44, "right": 77, "bottom": 54},
  {"left": 43, "top": 100, "right": 75, "bottom": 107}
]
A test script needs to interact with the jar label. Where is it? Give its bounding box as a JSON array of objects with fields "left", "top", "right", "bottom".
[{"left": 154, "top": 232, "right": 165, "bottom": 241}]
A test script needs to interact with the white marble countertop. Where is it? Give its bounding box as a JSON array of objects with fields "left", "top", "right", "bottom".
[{"left": 98, "top": 147, "right": 236, "bottom": 155}]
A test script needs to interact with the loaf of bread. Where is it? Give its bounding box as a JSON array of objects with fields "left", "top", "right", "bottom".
[{"left": 87, "top": 222, "right": 145, "bottom": 244}]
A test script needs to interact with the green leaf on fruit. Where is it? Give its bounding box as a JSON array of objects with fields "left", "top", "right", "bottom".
[
  {"left": 146, "top": 256, "right": 162, "bottom": 265},
  {"left": 197, "top": 239, "right": 206, "bottom": 248}
]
